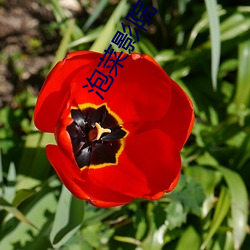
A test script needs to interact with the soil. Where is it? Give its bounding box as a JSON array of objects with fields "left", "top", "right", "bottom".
[{"left": 0, "top": 0, "right": 84, "bottom": 107}]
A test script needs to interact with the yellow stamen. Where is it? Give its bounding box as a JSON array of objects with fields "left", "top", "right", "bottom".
[{"left": 88, "top": 122, "right": 111, "bottom": 142}]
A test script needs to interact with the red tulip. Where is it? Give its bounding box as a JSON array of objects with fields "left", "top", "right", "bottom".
[{"left": 34, "top": 51, "right": 194, "bottom": 208}]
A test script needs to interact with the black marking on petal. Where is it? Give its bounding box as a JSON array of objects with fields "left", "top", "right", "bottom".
[
  {"left": 101, "top": 126, "right": 127, "bottom": 141},
  {"left": 66, "top": 105, "right": 127, "bottom": 169},
  {"left": 90, "top": 105, "right": 107, "bottom": 126},
  {"left": 76, "top": 146, "right": 91, "bottom": 167},
  {"left": 91, "top": 142, "right": 120, "bottom": 165},
  {"left": 71, "top": 109, "right": 87, "bottom": 129},
  {"left": 66, "top": 122, "right": 87, "bottom": 155},
  {"left": 101, "top": 110, "right": 119, "bottom": 128}
]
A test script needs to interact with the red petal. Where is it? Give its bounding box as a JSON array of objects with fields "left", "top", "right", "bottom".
[
  {"left": 161, "top": 78, "right": 194, "bottom": 150},
  {"left": 35, "top": 50, "right": 193, "bottom": 143},
  {"left": 141, "top": 172, "right": 180, "bottom": 200},
  {"left": 85, "top": 129, "right": 181, "bottom": 199},
  {"left": 165, "top": 170, "right": 181, "bottom": 192},
  {"left": 46, "top": 144, "right": 134, "bottom": 208},
  {"left": 86, "top": 151, "right": 152, "bottom": 198},
  {"left": 136, "top": 77, "right": 194, "bottom": 151},
  {"left": 68, "top": 53, "right": 172, "bottom": 123},
  {"left": 54, "top": 116, "right": 75, "bottom": 159},
  {"left": 129, "top": 54, "right": 194, "bottom": 149},
  {"left": 125, "top": 129, "right": 181, "bottom": 197},
  {"left": 34, "top": 51, "right": 101, "bottom": 132}
]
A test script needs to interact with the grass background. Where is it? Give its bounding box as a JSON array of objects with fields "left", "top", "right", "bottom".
[{"left": 0, "top": 0, "right": 250, "bottom": 249}]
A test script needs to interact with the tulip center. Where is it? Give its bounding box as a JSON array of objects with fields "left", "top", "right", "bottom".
[
  {"left": 66, "top": 104, "right": 128, "bottom": 169},
  {"left": 88, "top": 123, "right": 111, "bottom": 142}
]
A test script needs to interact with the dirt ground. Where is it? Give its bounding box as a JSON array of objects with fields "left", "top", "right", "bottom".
[{"left": 0, "top": 0, "right": 88, "bottom": 107}]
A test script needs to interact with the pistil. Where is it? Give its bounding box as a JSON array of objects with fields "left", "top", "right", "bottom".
[{"left": 88, "top": 122, "right": 111, "bottom": 142}]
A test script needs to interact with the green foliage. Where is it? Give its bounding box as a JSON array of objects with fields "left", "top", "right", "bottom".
[
  {"left": 204, "top": 0, "right": 221, "bottom": 90},
  {"left": 1, "top": 0, "right": 250, "bottom": 249},
  {"left": 50, "top": 186, "right": 84, "bottom": 248},
  {"left": 90, "top": 0, "right": 129, "bottom": 52}
]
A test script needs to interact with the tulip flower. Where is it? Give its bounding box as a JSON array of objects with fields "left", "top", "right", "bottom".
[{"left": 34, "top": 51, "right": 194, "bottom": 208}]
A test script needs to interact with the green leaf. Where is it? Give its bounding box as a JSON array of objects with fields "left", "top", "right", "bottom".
[
  {"left": 90, "top": 0, "right": 129, "bottom": 53},
  {"left": 0, "top": 150, "right": 3, "bottom": 176},
  {"left": 138, "top": 35, "right": 158, "bottom": 57},
  {"left": 154, "top": 50, "right": 175, "bottom": 66},
  {"left": 0, "top": 197, "right": 36, "bottom": 228},
  {"left": 169, "top": 178, "right": 205, "bottom": 216},
  {"left": 49, "top": 0, "right": 83, "bottom": 40},
  {"left": 233, "top": 131, "right": 250, "bottom": 169},
  {"left": 176, "top": 226, "right": 201, "bottom": 250},
  {"left": 220, "top": 14, "right": 250, "bottom": 41},
  {"left": 165, "top": 201, "right": 187, "bottom": 230},
  {"left": 142, "top": 203, "right": 167, "bottom": 250},
  {"left": 5, "top": 162, "right": 16, "bottom": 203},
  {"left": 234, "top": 40, "right": 250, "bottom": 108},
  {"left": 13, "top": 189, "right": 36, "bottom": 207},
  {"left": 16, "top": 175, "right": 41, "bottom": 190},
  {"left": 178, "top": 0, "right": 191, "bottom": 15},
  {"left": 0, "top": 179, "right": 57, "bottom": 250},
  {"left": 83, "top": 0, "right": 109, "bottom": 31},
  {"left": 205, "top": 0, "right": 221, "bottom": 90},
  {"left": 82, "top": 205, "right": 119, "bottom": 225},
  {"left": 114, "top": 235, "right": 142, "bottom": 247},
  {"left": 187, "top": 8, "right": 226, "bottom": 49},
  {"left": 184, "top": 166, "right": 221, "bottom": 197},
  {"left": 49, "top": 0, "right": 66, "bottom": 23},
  {"left": 51, "top": 18, "right": 75, "bottom": 69},
  {"left": 68, "top": 26, "right": 103, "bottom": 49},
  {"left": 50, "top": 186, "right": 84, "bottom": 248},
  {"left": 187, "top": 13, "right": 209, "bottom": 49},
  {"left": 143, "top": 224, "right": 167, "bottom": 250},
  {"left": 82, "top": 222, "right": 114, "bottom": 248},
  {"left": 135, "top": 207, "right": 147, "bottom": 240},
  {"left": 211, "top": 165, "right": 248, "bottom": 249},
  {"left": 184, "top": 166, "right": 222, "bottom": 217},
  {"left": 201, "top": 186, "right": 231, "bottom": 249},
  {"left": 18, "top": 144, "right": 52, "bottom": 180},
  {"left": 0, "top": 150, "right": 4, "bottom": 197}
]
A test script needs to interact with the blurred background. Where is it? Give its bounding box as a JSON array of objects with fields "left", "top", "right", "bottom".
[{"left": 0, "top": 0, "right": 250, "bottom": 249}]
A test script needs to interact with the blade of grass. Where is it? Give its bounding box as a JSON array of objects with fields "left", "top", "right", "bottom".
[
  {"left": 51, "top": 18, "right": 75, "bottom": 69},
  {"left": 201, "top": 186, "right": 230, "bottom": 249},
  {"left": 5, "top": 162, "right": 16, "bottom": 203},
  {"left": 187, "top": 8, "right": 225, "bottom": 49},
  {"left": 233, "top": 131, "right": 250, "bottom": 169},
  {"left": 83, "top": 0, "right": 109, "bottom": 31},
  {"left": 187, "top": 16, "right": 209, "bottom": 49},
  {"left": 205, "top": 0, "right": 221, "bottom": 90},
  {"left": 0, "top": 197, "right": 36, "bottom": 228},
  {"left": 68, "top": 26, "right": 103, "bottom": 49},
  {"left": 0, "top": 150, "right": 3, "bottom": 196},
  {"left": 234, "top": 40, "right": 250, "bottom": 108},
  {"left": 0, "top": 184, "right": 57, "bottom": 248},
  {"left": 49, "top": 0, "right": 83, "bottom": 39},
  {"left": 49, "top": 0, "right": 65, "bottom": 23},
  {"left": 90, "top": 0, "right": 129, "bottom": 53},
  {"left": 211, "top": 165, "right": 248, "bottom": 250},
  {"left": 114, "top": 236, "right": 142, "bottom": 246},
  {"left": 220, "top": 14, "right": 250, "bottom": 41},
  {"left": 50, "top": 186, "right": 84, "bottom": 248}
]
